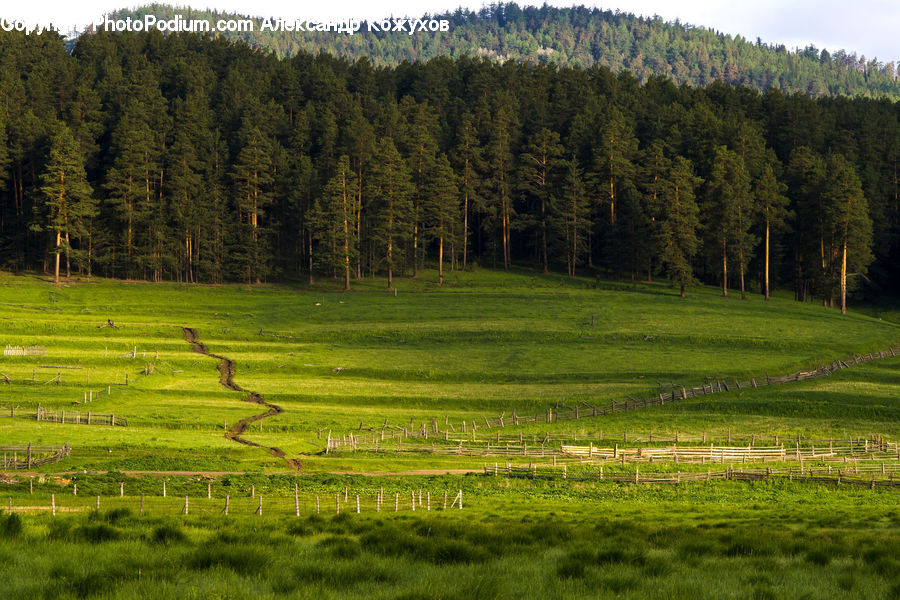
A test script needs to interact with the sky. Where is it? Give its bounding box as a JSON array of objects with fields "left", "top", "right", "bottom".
[{"left": 6, "top": 0, "right": 899, "bottom": 61}]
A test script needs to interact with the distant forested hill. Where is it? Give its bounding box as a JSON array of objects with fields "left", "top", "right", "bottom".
[{"left": 101, "top": 2, "right": 900, "bottom": 98}]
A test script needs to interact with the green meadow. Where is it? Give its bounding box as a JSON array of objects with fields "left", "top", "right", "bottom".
[{"left": 2, "top": 270, "right": 900, "bottom": 599}]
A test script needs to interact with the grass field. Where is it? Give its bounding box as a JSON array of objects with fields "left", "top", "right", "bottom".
[{"left": 2, "top": 269, "right": 900, "bottom": 598}]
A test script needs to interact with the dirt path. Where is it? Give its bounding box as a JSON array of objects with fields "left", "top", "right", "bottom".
[{"left": 182, "top": 327, "right": 302, "bottom": 470}]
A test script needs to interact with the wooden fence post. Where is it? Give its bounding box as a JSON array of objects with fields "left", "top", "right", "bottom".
[
  {"left": 183, "top": 496, "right": 189, "bottom": 515},
  {"left": 51, "top": 493, "right": 56, "bottom": 516},
  {"left": 224, "top": 495, "right": 229, "bottom": 516},
  {"left": 140, "top": 494, "right": 144, "bottom": 515},
  {"left": 256, "top": 496, "right": 262, "bottom": 516},
  {"left": 294, "top": 484, "right": 299, "bottom": 516}
]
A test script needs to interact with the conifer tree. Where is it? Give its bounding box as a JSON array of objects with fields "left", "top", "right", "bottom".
[
  {"left": 37, "top": 124, "right": 96, "bottom": 284},
  {"left": 486, "top": 102, "right": 517, "bottom": 269},
  {"left": 659, "top": 157, "right": 702, "bottom": 297},
  {"left": 519, "top": 128, "right": 563, "bottom": 273},
  {"left": 823, "top": 154, "right": 873, "bottom": 314},
  {"left": 755, "top": 162, "right": 791, "bottom": 299},
  {"left": 425, "top": 153, "right": 460, "bottom": 285},
  {"left": 367, "top": 138, "right": 414, "bottom": 289},
  {"left": 232, "top": 124, "right": 275, "bottom": 284},
  {"left": 453, "top": 112, "right": 483, "bottom": 270},
  {"left": 555, "top": 156, "right": 590, "bottom": 277},
  {"left": 310, "top": 155, "right": 358, "bottom": 290},
  {"left": 705, "top": 146, "right": 755, "bottom": 298},
  {"left": 167, "top": 89, "right": 212, "bottom": 283}
]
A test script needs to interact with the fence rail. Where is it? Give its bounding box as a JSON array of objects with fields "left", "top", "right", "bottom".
[
  {"left": 326, "top": 431, "right": 897, "bottom": 461},
  {"left": 341, "top": 345, "right": 898, "bottom": 444},
  {"left": 0, "top": 443, "right": 70, "bottom": 469},
  {"left": 0, "top": 405, "right": 126, "bottom": 427},
  {"left": 3, "top": 345, "right": 46, "bottom": 357},
  {"left": 3, "top": 488, "right": 463, "bottom": 516},
  {"left": 483, "top": 461, "right": 900, "bottom": 488}
]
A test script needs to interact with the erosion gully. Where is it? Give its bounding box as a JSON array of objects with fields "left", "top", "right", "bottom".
[{"left": 182, "top": 327, "right": 301, "bottom": 470}]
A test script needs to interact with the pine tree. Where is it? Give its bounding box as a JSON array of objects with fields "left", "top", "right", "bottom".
[
  {"left": 486, "top": 102, "right": 517, "bottom": 269},
  {"left": 367, "top": 138, "right": 414, "bottom": 289},
  {"left": 595, "top": 107, "right": 639, "bottom": 227},
  {"left": 705, "top": 146, "right": 755, "bottom": 298},
  {"left": 425, "top": 153, "right": 460, "bottom": 285},
  {"left": 232, "top": 124, "right": 275, "bottom": 284},
  {"left": 519, "top": 128, "right": 563, "bottom": 273},
  {"left": 554, "top": 156, "right": 590, "bottom": 277},
  {"left": 167, "top": 89, "right": 212, "bottom": 284},
  {"left": 659, "top": 157, "right": 702, "bottom": 297},
  {"left": 310, "top": 155, "right": 358, "bottom": 290},
  {"left": 104, "top": 103, "right": 156, "bottom": 279},
  {"left": 823, "top": 154, "right": 873, "bottom": 314},
  {"left": 453, "top": 112, "right": 483, "bottom": 270},
  {"left": 37, "top": 124, "right": 96, "bottom": 284},
  {"left": 755, "top": 162, "right": 791, "bottom": 300},
  {"left": 787, "top": 147, "right": 827, "bottom": 302},
  {"left": 403, "top": 100, "right": 439, "bottom": 277},
  {"left": 639, "top": 140, "right": 671, "bottom": 281}
]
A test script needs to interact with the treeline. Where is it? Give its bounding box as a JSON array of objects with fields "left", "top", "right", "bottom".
[
  {"left": 0, "top": 30, "right": 897, "bottom": 310},
  {"left": 111, "top": 3, "right": 900, "bottom": 99}
]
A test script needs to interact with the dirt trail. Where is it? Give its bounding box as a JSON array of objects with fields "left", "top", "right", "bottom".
[{"left": 182, "top": 327, "right": 301, "bottom": 470}]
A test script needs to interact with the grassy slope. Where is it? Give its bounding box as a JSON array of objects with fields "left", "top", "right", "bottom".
[
  {"left": 3, "top": 270, "right": 900, "bottom": 599},
  {"left": 0, "top": 269, "right": 898, "bottom": 472}
]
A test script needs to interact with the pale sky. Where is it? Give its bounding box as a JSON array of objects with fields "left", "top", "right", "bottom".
[{"left": 8, "top": 0, "right": 900, "bottom": 61}]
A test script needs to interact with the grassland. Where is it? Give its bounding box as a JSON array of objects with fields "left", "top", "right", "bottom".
[
  {"left": 1, "top": 269, "right": 898, "bottom": 471},
  {"left": 2, "top": 269, "right": 900, "bottom": 598}
]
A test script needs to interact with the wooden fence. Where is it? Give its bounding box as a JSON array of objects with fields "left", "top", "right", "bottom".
[
  {"left": 344, "top": 345, "right": 898, "bottom": 443},
  {"left": 328, "top": 428, "right": 892, "bottom": 448},
  {"left": 3, "top": 487, "right": 463, "bottom": 516},
  {"left": 0, "top": 405, "right": 126, "bottom": 426},
  {"left": 483, "top": 461, "right": 900, "bottom": 488},
  {"left": 3, "top": 345, "right": 46, "bottom": 357},
  {"left": 0, "top": 443, "right": 70, "bottom": 469},
  {"left": 326, "top": 430, "right": 895, "bottom": 461},
  {"left": 559, "top": 441, "right": 900, "bottom": 464}
]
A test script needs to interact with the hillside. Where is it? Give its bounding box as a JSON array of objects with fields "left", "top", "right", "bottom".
[{"left": 103, "top": 2, "right": 900, "bottom": 98}]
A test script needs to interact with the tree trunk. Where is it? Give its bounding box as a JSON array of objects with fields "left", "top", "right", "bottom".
[
  {"left": 54, "top": 230, "right": 61, "bottom": 285},
  {"left": 764, "top": 218, "right": 770, "bottom": 300},
  {"left": 721, "top": 236, "right": 728, "bottom": 297},
  {"left": 840, "top": 241, "right": 847, "bottom": 315},
  {"left": 65, "top": 231, "right": 71, "bottom": 279},
  {"left": 541, "top": 194, "right": 548, "bottom": 274},
  {"left": 439, "top": 222, "right": 444, "bottom": 286}
]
